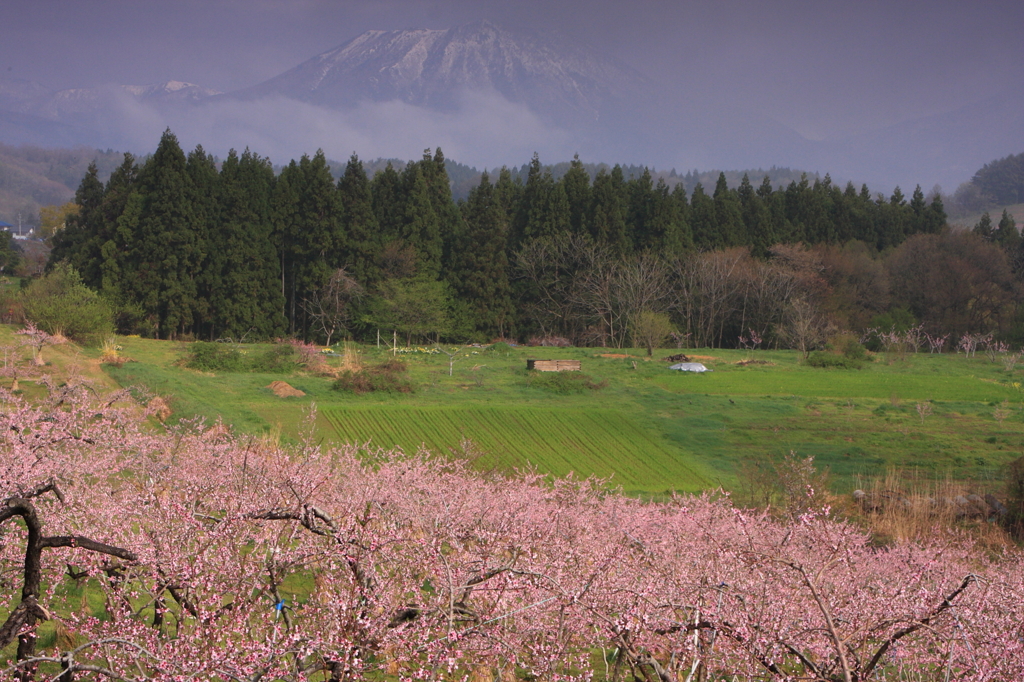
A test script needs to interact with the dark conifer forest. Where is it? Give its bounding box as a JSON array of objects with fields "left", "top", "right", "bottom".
[{"left": 49, "top": 130, "right": 1024, "bottom": 348}]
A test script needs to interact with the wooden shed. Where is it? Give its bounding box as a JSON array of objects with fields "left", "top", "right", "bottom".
[{"left": 526, "top": 359, "right": 581, "bottom": 372}]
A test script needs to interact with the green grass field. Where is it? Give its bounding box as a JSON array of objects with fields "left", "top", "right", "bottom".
[
  {"left": 321, "top": 405, "right": 712, "bottom": 492},
  {"left": 8, "top": 328, "right": 1022, "bottom": 496}
]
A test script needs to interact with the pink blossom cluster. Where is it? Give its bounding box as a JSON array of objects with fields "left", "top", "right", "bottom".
[{"left": 2, "top": 389, "right": 1023, "bottom": 681}]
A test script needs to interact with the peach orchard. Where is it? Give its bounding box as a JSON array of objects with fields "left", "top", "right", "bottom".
[{"left": 1, "top": 384, "right": 1023, "bottom": 681}]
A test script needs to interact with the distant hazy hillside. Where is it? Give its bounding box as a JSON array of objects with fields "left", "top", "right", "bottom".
[
  {"left": 0, "top": 77, "right": 222, "bottom": 150},
  {"left": 972, "top": 151, "right": 1024, "bottom": 206},
  {"left": 940, "top": 150, "right": 1024, "bottom": 222},
  {"left": 0, "top": 144, "right": 123, "bottom": 225}
]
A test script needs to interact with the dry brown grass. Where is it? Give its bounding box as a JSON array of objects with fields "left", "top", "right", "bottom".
[
  {"left": 100, "top": 336, "right": 127, "bottom": 367},
  {"left": 340, "top": 342, "right": 362, "bottom": 372},
  {"left": 850, "top": 471, "right": 1011, "bottom": 548},
  {"left": 147, "top": 396, "right": 173, "bottom": 422}
]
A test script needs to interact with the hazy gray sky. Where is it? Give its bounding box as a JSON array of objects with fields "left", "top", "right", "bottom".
[{"left": 2, "top": 0, "right": 1022, "bottom": 188}]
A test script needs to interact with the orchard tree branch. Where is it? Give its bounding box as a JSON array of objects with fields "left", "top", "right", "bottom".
[
  {"left": 41, "top": 535, "right": 138, "bottom": 561},
  {"left": 0, "top": 598, "right": 50, "bottom": 651},
  {"left": 247, "top": 505, "right": 375, "bottom": 597},
  {"left": 0, "top": 493, "right": 138, "bottom": 677},
  {"left": 4, "top": 637, "right": 164, "bottom": 682},
  {"left": 783, "top": 559, "right": 853, "bottom": 682},
  {"left": 861, "top": 574, "right": 977, "bottom": 680}
]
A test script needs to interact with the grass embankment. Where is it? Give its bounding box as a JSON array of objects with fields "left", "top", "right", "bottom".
[{"left": 5, "top": 327, "right": 1022, "bottom": 495}]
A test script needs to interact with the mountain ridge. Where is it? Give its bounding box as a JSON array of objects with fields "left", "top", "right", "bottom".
[
  {"left": 229, "top": 20, "right": 650, "bottom": 126},
  {"left": 0, "top": 20, "right": 1019, "bottom": 193}
]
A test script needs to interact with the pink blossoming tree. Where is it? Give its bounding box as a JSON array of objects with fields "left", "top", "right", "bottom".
[{"left": 1, "top": 385, "right": 1023, "bottom": 680}]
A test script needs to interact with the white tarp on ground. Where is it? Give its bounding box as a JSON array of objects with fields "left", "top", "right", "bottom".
[{"left": 669, "top": 362, "right": 711, "bottom": 372}]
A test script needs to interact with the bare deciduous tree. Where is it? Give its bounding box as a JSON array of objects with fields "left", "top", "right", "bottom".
[
  {"left": 302, "top": 268, "right": 364, "bottom": 346},
  {"left": 576, "top": 252, "right": 672, "bottom": 348},
  {"left": 514, "top": 233, "right": 607, "bottom": 343},
  {"left": 785, "top": 297, "right": 834, "bottom": 358},
  {"left": 670, "top": 248, "right": 747, "bottom": 348}
]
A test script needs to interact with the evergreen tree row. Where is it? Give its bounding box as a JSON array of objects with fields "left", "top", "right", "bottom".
[{"left": 50, "top": 130, "right": 948, "bottom": 342}]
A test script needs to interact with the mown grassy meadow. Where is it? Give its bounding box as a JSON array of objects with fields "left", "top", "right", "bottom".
[{"left": 4, "top": 325, "right": 1023, "bottom": 496}]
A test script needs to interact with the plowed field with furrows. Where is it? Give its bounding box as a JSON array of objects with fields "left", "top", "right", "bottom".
[{"left": 320, "top": 406, "right": 709, "bottom": 491}]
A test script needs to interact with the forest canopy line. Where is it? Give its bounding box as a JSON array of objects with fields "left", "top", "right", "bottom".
[{"left": 47, "top": 129, "right": 1023, "bottom": 347}]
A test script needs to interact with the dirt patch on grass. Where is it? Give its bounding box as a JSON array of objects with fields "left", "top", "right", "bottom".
[
  {"left": 597, "top": 353, "right": 637, "bottom": 359},
  {"left": 203, "top": 422, "right": 232, "bottom": 441},
  {"left": 736, "top": 359, "right": 772, "bottom": 366},
  {"left": 268, "top": 381, "right": 305, "bottom": 398},
  {"left": 664, "top": 353, "right": 718, "bottom": 362}
]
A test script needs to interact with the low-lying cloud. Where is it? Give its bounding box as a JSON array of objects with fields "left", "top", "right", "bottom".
[
  {"left": 99, "top": 88, "right": 579, "bottom": 168},
  {"left": 17, "top": 82, "right": 1024, "bottom": 195}
]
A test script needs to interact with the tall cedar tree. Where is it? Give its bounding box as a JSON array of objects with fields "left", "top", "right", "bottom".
[
  {"left": 452, "top": 171, "right": 514, "bottom": 339},
  {"left": 689, "top": 182, "right": 717, "bottom": 249},
  {"left": 186, "top": 145, "right": 219, "bottom": 338},
  {"left": 669, "top": 182, "right": 694, "bottom": 251},
  {"left": 420, "top": 149, "right": 467, "bottom": 284},
  {"left": 831, "top": 182, "right": 858, "bottom": 243},
  {"left": 400, "top": 162, "right": 443, "bottom": 280},
  {"left": 271, "top": 159, "right": 302, "bottom": 333},
  {"left": 338, "top": 154, "right": 381, "bottom": 287},
  {"left": 877, "top": 186, "right": 910, "bottom": 249},
  {"left": 213, "top": 149, "right": 286, "bottom": 339},
  {"left": 973, "top": 211, "right": 994, "bottom": 240},
  {"left": 758, "top": 175, "right": 794, "bottom": 243},
  {"left": 133, "top": 130, "right": 203, "bottom": 338},
  {"left": 909, "top": 185, "right": 927, "bottom": 236},
  {"left": 783, "top": 175, "right": 814, "bottom": 243},
  {"left": 561, "top": 154, "right": 591, "bottom": 235},
  {"left": 925, "top": 193, "right": 947, "bottom": 234},
  {"left": 712, "top": 172, "right": 746, "bottom": 248},
  {"left": 589, "top": 167, "right": 630, "bottom": 255},
  {"left": 737, "top": 174, "right": 774, "bottom": 257},
  {"left": 648, "top": 178, "right": 691, "bottom": 255},
  {"left": 370, "top": 163, "right": 404, "bottom": 245},
  {"left": 513, "top": 154, "right": 570, "bottom": 247},
  {"left": 511, "top": 154, "right": 541, "bottom": 248},
  {"left": 855, "top": 184, "right": 878, "bottom": 246},
  {"left": 50, "top": 162, "right": 104, "bottom": 286},
  {"left": 627, "top": 169, "right": 656, "bottom": 251},
  {"left": 494, "top": 167, "right": 523, "bottom": 260},
  {"left": 811, "top": 175, "right": 838, "bottom": 243},
  {"left": 97, "top": 154, "right": 139, "bottom": 302},
  {"left": 995, "top": 209, "right": 1021, "bottom": 252},
  {"left": 295, "top": 151, "right": 343, "bottom": 338},
  {"left": 240, "top": 150, "right": 287, "bottom": 337}
]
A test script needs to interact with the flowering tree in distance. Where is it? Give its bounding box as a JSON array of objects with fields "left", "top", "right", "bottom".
[{"left": 1, "top": 384, "right": 1023, "bottom": 680}]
